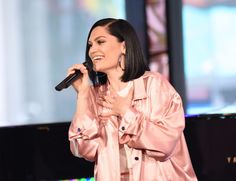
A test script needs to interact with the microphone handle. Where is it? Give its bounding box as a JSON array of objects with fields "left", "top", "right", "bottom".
[{"left": 55, "top": 69, "right": 82, "bottom": 91}]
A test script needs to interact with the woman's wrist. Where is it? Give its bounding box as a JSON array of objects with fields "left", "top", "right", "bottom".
[{"left": 77, "top": 88, "right": 90, "bottom": 98}]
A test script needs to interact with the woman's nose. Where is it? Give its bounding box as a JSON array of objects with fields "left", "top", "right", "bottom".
[
  {"left": 89, "top": 45, "right": 99, "bottom": 58},
  {"left": 89, "top": 44, "right": 98, "bottom": 53}
]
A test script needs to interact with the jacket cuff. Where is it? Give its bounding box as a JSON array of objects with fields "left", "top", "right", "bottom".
[{"left": 69, "top": 111, "right": 99, "bottom": 141}]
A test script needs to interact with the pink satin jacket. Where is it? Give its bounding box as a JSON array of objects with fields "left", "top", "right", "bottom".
[{"left": 69, "top": 71, "right": 197, "bottom": 181}]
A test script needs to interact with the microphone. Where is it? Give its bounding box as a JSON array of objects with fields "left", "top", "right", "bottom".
[{"left": 55, "top": 62, "right": 89, "bottom": 91}]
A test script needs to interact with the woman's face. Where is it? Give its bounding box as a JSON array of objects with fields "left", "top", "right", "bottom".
[{"left": 88, "top": 26, "right": 125, "bottom": 73}]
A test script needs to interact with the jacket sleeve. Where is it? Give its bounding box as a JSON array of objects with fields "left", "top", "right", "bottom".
[
  {"left": 68, "top": 88, "right": 100, "bottom": 162},
  {"left": 118, "top": 77, "right": 185, "bottom": 161}
]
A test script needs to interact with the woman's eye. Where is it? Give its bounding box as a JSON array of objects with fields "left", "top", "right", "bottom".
[
  {"left": 88, "top": 43, "right": 92, "bottom": 48},
  {"left": 97, "top": 40, "right": 105, "bottom": 44}
]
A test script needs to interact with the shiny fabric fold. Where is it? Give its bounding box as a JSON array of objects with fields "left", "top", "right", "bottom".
[{"left": 68, "top": 71, "right": 198, "bottom": 181}]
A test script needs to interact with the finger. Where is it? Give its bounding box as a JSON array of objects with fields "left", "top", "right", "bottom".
[
  {"left": 103, "top": 101, "right": 112, "bottom": 109},
  {"left": 97, "top": 100, "right": 112, "bottom": 109},
  {"left": 98, "top": 96, "right": 105, "bottom": 102},
  {"left": 67, "top": 64, "right": 87, "bottom": 76},
  {"left": 72, "top": 63, "right": 86, "bottom": 69},
  {"left": 79, "top": 66, "right": 88, "bottom": 74},
  {"left": 67, "top": 71, "right": 75, "bottom": 77},
  {"left": 73, "top": 64, "right": 88, "bottom": 75},
  {"left": 98, "top": 95, "right": 113, "bottom": 101},
  {"left": 67, "top": 68, "right": 76, "bottom": 76},
  {"left": 100, "top": 110, "right": 115, "bottom": 117},
  {"left": 96, "top": 99, "right": 104, "bottom": 107},
  {"left": 104, "top": 95, "right": 114, "bottom": 103}
]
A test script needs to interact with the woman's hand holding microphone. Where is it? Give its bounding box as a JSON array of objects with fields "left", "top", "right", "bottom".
[{"left": 67, "top": 63, "right": 90, "bottom": 95}]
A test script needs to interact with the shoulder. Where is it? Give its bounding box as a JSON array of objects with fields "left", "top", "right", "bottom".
[
  {"left": 141, "top": 71, "right": 178, "bottom": 95},
  {"left": 142, "top": 71, "right": 172, "bottom": 87},
  {"left": 142, "top": 71, "right": 165, "bottom": 80}
]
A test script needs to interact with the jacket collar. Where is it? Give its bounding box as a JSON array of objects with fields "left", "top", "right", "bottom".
[
  {"left": 101, "top": 72, "right": 148, "bottom": 100},
  {"left": 133, "top": 72, "right": 147, "bottom": 100}
]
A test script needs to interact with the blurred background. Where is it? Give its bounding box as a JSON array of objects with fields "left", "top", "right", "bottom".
[
  {"left": 1, "top": 0, "right": 235, "bottom": 127},
  {"left": 0, "top": 0, "right": 126, "bottom": 127},
  {"left": 183, "top": 0, "right": 236, "bottom": 115},
  {"left": 0, "top": 0, "right": 235, "bottom": 180}
]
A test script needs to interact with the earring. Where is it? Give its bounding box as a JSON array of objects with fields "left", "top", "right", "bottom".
[{"left": 118, "top": 54, "right": 125, "bottom": 71}]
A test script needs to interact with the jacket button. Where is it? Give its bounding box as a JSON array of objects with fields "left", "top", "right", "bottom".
[
  {"left": 121, "top": 126, "right": 125, "bottom": 131},
  {"left": 134, "top": 157, "right": 139, "bottom": 160}
]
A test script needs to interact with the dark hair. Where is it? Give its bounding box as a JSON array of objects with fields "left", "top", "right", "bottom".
[{"left": 85, "top": 18, "right": 149, "bottom": 86}]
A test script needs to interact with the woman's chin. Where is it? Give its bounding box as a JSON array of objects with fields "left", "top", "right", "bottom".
[
  {"left": 93, "top": 66, "right": 102, "bottom": 72},
  {"left": 93, "top": 63, "right": 104, "bottom": 72}
]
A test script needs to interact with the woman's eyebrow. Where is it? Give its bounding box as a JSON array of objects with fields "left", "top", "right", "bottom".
[{"left": 88, "top": 36, "right": 106, "bottom": 43}]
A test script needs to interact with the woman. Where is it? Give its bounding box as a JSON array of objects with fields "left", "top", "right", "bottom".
[{"left": 68, "top": 18, "right": 197, "bottom": 181}]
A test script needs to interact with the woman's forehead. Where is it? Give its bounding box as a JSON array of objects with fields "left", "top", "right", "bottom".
[{"left": 90, "top": 27, "right": 109, "bottom": 38}]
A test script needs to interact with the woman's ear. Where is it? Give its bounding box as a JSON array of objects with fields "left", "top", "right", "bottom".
[{"left": 121, "top": 41, "right": 126, "bottom": 54}]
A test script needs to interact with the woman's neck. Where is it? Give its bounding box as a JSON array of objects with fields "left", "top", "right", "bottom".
[{"left": 106, "top": 71, "right": 128, "bottom": 92}]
